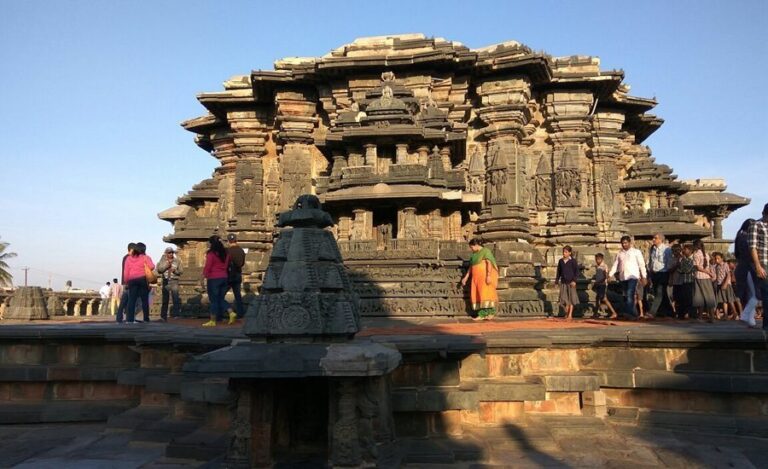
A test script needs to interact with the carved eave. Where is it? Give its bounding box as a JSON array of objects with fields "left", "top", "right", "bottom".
[
  {"left": 326, "top": 125, "right": 464, "bottom": 143},
  {"left": 181, "top": 114, "right": 223, "bottom": 134},
  {"left": 538, "top": 73, "right": 624, "bottom": 99},
  {"left": 197, "top": 89, "right": 256, "bottom": 119},
  {"left": 679, "top": 192, "right": 751, "bottom": 211},
  {"left": 320, "top": 184, "right": 455, "bottom": 202},
  {"left": 626, "top": 220, "right": 712, "bottom": 238},
  {"left": 176, "top": 178, "right": 220, "bottom": 205},
  {"left": 621, "top": 179, "right": 685, "bottom": 192},
  {"left": 625, "top": 113, "right": 664, "bottom": 143},
  {"left": 473, "top": 54, "right": 551, "bottom": 84},
  {"left": 157, "top": 205, "right": 190, "bottom": 223},
  {"left": 606, "top": 94, "right": 657, "bottom": 113}
]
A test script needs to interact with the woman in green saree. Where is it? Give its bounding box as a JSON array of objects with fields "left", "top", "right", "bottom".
[{"left": 461, "top": 238, "right": 499, "bottom": 320}]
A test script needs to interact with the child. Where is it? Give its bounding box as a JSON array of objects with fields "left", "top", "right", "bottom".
[
  {"left": 635, "top": 280, "right": 646, "bottom": 319},
  {"left": 668, "top": 244, "right": 682, "bottom": 315},
  {"left": 727, "top": 258, "right": 743, "bottom": 317},
  {"left": 556, "top": 245, "right": 579, "bottom": 320},
  {"left": 593, "top": 253, "right": 617, "bottom": 319},
  {"left": 671, "top": 244, "right": 696, "bottom": 320},
  {"left": 713, "top": 253, "right": 737, "bottom": 320}
]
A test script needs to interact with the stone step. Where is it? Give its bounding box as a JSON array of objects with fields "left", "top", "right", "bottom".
[
  {"left": 179, "top": 377, "right": 235, "bottom": 404},
  {"left": 118, "top": 367, "right": 171, "bottom": 386},
  {"left": 608, "top": 407, "right": 768, "bottom": 437},
  {"left": 596, "top": 369, "right": 768, "bottom": 393},
  {"left": 165, "top": 428, "right": 229, "bottom": 461},
  {"left": 541, "top": 373, "right": 600, "bottom": 392},
  {"left": 399, "top": 437, "right": 484, "bottom": 465},
  {"left": 0, "top": 399, "right": 134, "bottom": 424},
  {"left": 107, "top": 405, "right": 169, "bottom": 430},
  {"left": 0, "top": 364, "right": 124, "bottom": 381},
  {"left": 470, "top": 376, "right": 546, "bottom": 402},
  {"left": 132, "top": 417, "right": 203, "bottom": 444},
  {"left": 145, "top": 373, "right": 184, "bottom": 395}
]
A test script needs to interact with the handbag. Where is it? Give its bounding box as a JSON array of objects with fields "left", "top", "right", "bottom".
[{"left": 144, "top": 260, "right": 158, "bottom": 283}]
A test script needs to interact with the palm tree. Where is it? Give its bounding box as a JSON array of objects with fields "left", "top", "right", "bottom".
[{"left": 0, "top": 237, "right": 17, "bottom": 287}]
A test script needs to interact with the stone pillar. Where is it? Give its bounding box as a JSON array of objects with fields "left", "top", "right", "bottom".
[
  {"left": 474, "top": 75, "right": 542, "bottom": 316},
  {"left": 364, "top": 143, "right": 377, "bottom": 168},
  {"left": 348, "top": 146, "right": 364, "bottom": 167},
  {"left": 440, "top": 146, "right": 452, "bottom": 171},
  {"left": 352, "top": 209, "right": 372, "bottom": 240},
  {"left": 395, "top": 144, "right": 408, "bottom": 165},
  {"left": 417, "top": 145, "right": 429, "bottom": 166},
  {"left": 399, "top": 207, "right": 419, "bottom": 239},
  {"left": 712, "top": 216, "right": 723, "bottom": 239},
  {"left": 276, "top": 89, "right": 318, "bottom": 211},
  {"left": 338, "top": 216, "right": 352, "bottom": 240}
]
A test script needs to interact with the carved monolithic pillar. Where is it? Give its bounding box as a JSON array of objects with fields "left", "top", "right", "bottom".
[
  {"left": 589, "top": 110, "right": 627, "bottom": 242},
  {"left": 276, "top": 89, "right": 318, "bottom": 211},
  {"left": 544, "top": 89, "right": 598, "bottom": 244},
  {"left": 475, "top": 76, "right": 542, "bottom": 315}
]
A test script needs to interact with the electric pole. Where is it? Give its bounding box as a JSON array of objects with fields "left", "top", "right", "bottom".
[{"left": 22, "top": 267, "right": 29, "bottom": 287}]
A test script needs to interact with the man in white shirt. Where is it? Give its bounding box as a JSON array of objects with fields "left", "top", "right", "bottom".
[
  {"left": 609, "top": 235, "right": 648, "bottom": 319},
  {"left": 98, "top": 281, "right": 111, "bottom": 315}
]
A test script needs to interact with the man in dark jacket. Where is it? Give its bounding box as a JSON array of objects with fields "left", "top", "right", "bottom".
[
  {"left": 156, "top": 246, "right": 183, "bottom": 321},
  {"left": 226, "top": 234, "right": 246, "bottom": 322}
]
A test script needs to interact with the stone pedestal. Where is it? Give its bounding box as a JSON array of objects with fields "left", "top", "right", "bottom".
[{"left": 4, "top": 287, "right": 49, "bottom": 320}]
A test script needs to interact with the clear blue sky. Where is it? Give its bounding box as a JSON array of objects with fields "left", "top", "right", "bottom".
[{"left": 1, "top": 0, "right": 766, "bottom": 290}]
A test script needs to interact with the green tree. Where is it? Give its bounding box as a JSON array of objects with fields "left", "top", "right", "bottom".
[{"left": 0, "top": 237, "right": 17, "bottom": 287}]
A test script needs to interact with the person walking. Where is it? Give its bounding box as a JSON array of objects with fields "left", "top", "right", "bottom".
[
  {"left": 115, "top": 243, "right": 136, "bottom": 323},
  {"left": 202, "top": 235, "right": 230, "bottom": 327},
  {"left": 123, "top": 242, "right": 155, "bottom": 323},
  {"left": 109, "top": 278, "right": 122, "bottom": 316},
  {"left": 608, "top": 235, "right": 647, "bottom": 320},
  {"left": 748, "top": 203, "right": 768, "bottom": 330},
  {"left": 691, "top": 239, "right": 717, "bottom": 322},
  {"left": 647, "top": 233, "right": 673, "bottom": 317},
  {"left": 98, "top": 281, "right": 111, "bottom": 315},
  {"left": 734, "top": 219, "right": 758, "bottom": 327},
  {"left": 225, "top": 234, "right": 246, "bottom": 324},
  {"left": 555, "top": 245, "right": 579, "bottom": 320},
  {"left": 461, "top": 238, "right": 499, "bottom": 320},
  {"left": 156, "top": 247, "right": 183, "bottom": 321}
]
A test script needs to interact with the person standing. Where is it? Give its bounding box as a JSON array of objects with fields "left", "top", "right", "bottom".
[
  {"left": 748, "top": 203, "right": 768, "bottom": 330},
  {"left": 691, "top": 239, "right": 717, "bottom": 322},
  {"left": 461, "top": 238, "right": 499, "bottom": 320},
  {"left": 647, "top": 233, "right": 673, "bottom": 317},
  {"left": 156, "top": 247, "right": 183, "bottom": 321},
  {"left": 225, "top": 234, "right": 246, "bottom": 324},
  {"left": 98, "top": 281, "right": 111, "bottom": 315},
  {"left": 735, "top": 219, "right": 758, "bottom": 327},
  {"left": 608, "top": 235, "right": 648, "bottom": 320},
  {"left": 123, "top": 242, "right": 155, "bottom": 323},
  {"left": 116, "top": 243, "right": 136, "bottom": 323},
  {"left": 593, "top": 253, "right": 618, "bottom": 319},
  {"left": 202, "top": 235, "right": 230, "bottom": 327},
  {"left": 109, "top": 278, "right": 122, "bottom": 316},
  {"left": 555, "top": 246, "right": 579, "bottom": 320}
]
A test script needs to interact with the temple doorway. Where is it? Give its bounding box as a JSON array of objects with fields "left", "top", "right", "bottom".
[{"left": 373, "top": 208, "right": 397, "bottom": 249}]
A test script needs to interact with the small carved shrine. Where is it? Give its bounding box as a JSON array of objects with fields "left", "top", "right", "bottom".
[
  {"left": 160, "top": 34, "right": 748, "bottom": 317},
  {"left": 183, "top": 195, "right": 401, "bottom": 467}
]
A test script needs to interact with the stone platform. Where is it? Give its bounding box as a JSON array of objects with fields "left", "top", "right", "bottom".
[{"left": 0, "top": 318, "right": 765, "bottom": 467}]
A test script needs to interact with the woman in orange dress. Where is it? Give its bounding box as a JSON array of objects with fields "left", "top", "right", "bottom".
[{"left": 461, "top": 238, "right": 499, "bottom": 320}]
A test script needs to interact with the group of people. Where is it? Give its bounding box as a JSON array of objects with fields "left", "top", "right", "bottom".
[
  {"left": 461, "top": 203, "right": 768, "bottom": 329},
  {"left": 109, "top": 233, "right": 246, "bottom": 326}
]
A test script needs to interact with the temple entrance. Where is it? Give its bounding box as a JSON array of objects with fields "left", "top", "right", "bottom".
[
  {"left": 372, "top": 207, "right": 397, "bottom": 249},
  {"left": 272, "top": 378, "right": 329, "bottom": 467}
]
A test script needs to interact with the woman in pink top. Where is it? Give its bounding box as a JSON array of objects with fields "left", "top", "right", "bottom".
[
  {"left": 122, "top": 242, "right": 155, "bottom": 323},
  {"left": 202, "top": 235, "right": 230, "bottom": 327}
]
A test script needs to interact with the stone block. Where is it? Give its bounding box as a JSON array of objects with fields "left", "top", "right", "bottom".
[
  {"left": 427, "top": 360, "right": 460, "bottom": 386},
  {"left": 578, "top": 348, "right": 666, "bottom": 371},
  {"left": 140, "top": 390, "right": 170, "bottom": 407},
  {"left": 390, "top": 363, "right": 425, "bottom": 388},
  {"left": 755, "top": 351, "right": 768, "bottom": 373},
  {"left": 179, "top": 378, "right": 235, "bottom": 404},
  {"left": 394, "top": 412, "right": 429, "bottom": 438},
  {"left": 0, "top": 344, "right": 44, "bottom": 366},
  {"left": 0, "top": 366, "right": 48, "bottom": 381},
  {"left": 84, "top": 382, "right": 136, "bottom": 400},
  {"left": 47, "top": 366, "right": 81, "bottom": 381},
  {"left": 667, "top": 349, "right": 752, "bottom": 373},
  {"left": 582, "top": 390, "right": 606, "bottom": 407},
  {"left": 392, "top": 390, "right": 418, "bottom": 412},
  {"left": 519, "top": 349, "right": 578, "bottom": 374},
  {"left": 460, "top": 354, "right": 487, "bottom": 379},
  {"left": 479, "top": 401, "right": 524, "bottom": 424},
  {"left": 11, "top": 382, "right": 46, "bottom": 401},
  {"left": 414, "top": 390, "right": 478, "bottom": 411},
  {"left": 431, "top": 410, "right": 463, "bottom": 436},
  {"left": 52, "top": 383, "right": 83, "bottom": 400},
  {"left": 57, "top": 344, "right": 79, "bottom": 365},
  {"left": 542, "top": 374, "right": 599, "bottom": 392},
  {"left": 524, "top": 392, "right": 581, "bottom": 415},
  {"left": 477, "top": 378, "right": 545, "bottom": 402},
  {"left": 582, "top": 404, "right": 607, "bottom": 417}
]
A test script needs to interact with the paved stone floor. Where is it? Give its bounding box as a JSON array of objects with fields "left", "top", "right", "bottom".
[{"left": 1, "top": 416, "right": 766, "bottom": 468}]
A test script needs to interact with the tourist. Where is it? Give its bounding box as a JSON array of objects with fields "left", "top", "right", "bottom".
[
  {"left": 555, "top": 245, "right": 579, "bottom": 320},
  {"left": 157, "top": 246, "right": 183, "bottom": 321},
  {"left": 116, "top": 243, "right": 136, "bottom": 323},
  {"left": 691, "top": 239, "right": 717, "bottom": 322},
  {"left": 98, "top": 281, "right": 111, "bottom": 315},
  {"left": 123, "top": 242, "right": 155, "bottom": 323},
  {"left": 202, "top": 235, "right": 230, "bottom": 327},
  {"left": 109, "top": 278, "right": 121, "bottom": 316},
  {"left": 225, "top": 233, "right": 246, "bottom": 324},
  {"left": 671, "top": 244, "right": 696, "bottom": 319},
  {"left": 727, "top": 258, "right": 743, "bottom": 317},
  {"left": 647, "top": 233, "right": 673, "bottom": 317},
  {"left": 748, "top": 203, "right": 768, "bottom": 330},
  {"left": 592, "top": 253, "right": 617, "bottom": 319},
  {"left": 635, "top": 282, "right": 646, "bottom": 319},
  {"left": 734, "top": 219, "right": 758, "bottom": 327},
  {"left": 712, "top": 252, "right": 736, "bottom": 320},
  {"left": 608, "top": 235, "right": 647, "bottom": 320},
  {"left": 460, "top": 238, "right": 499, "bottom": 320},
  {"left": 667, "top": 243, "right": 682, "bottom": 315}
]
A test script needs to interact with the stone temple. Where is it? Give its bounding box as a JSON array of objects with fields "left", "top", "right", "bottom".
[{"left": 159, "top": 34, "right": 748, "bottom": 317}]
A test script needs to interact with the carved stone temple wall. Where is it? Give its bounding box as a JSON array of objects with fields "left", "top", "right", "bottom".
[{"left": 160, "top": 34, "right": 748, "bottom": 318}]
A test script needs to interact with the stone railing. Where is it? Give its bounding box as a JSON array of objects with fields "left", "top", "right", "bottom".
[{"left": 0, "top": 288, "right": 110, "bottom": 319}]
